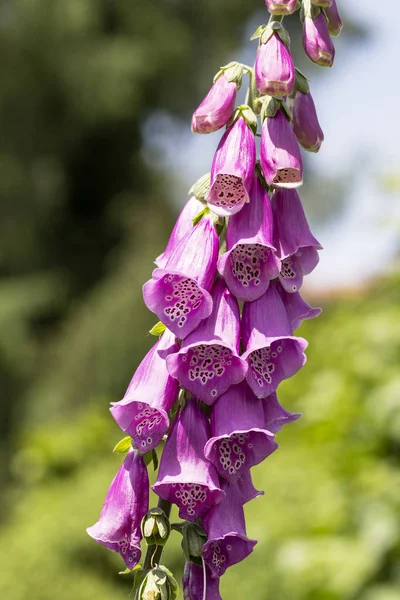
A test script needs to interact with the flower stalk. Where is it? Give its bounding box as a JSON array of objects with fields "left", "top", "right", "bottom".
[{"left": 87, "top": 1, "right": 342, "bottom": 597}]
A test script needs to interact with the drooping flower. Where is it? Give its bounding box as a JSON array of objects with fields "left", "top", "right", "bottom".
[
  {"left": 262, "top": 392, "right": 302, "bottom": 433},
  {"left": 183, "top": 561, "right": 222, "bottom": 600},
  {"left": 87, "top": 449, "right": 149, "bottom": 568},
  {"left": 192, "top": 74, "right": 237, "bottom": 134},
  {"left": 260, "top": 108, "right": 303, "bottom": 188},
  {"left": 202, "top": 478, "right": 257, "bottom": 577},
  {"left": 166, "top": 277, "right": 247, "bottom": 405},
  {"left": 255, "top": 32, "right": 295, "bottom": 97},
  {"left": 110, "top": 330, "right": 179, "bottom": 454},
  {"left": 205, "top": 116, "right": 256, "bottom": 217},
  {"left": 303, "top": 13, "right": 335, "bottom": 67},
  {"left": 324, "top": 0, "right": 343, "bottom": 37},
  {"left": 217, "top": 173, "right": 280, "bottom": 302},
  {"left": 290, "top": 89, "right": 324, "bottom": 152},
  {"left": 265, "top": 0, "right": 297, "bottom": 14},
  {"left": 153, "top": 398, "right": 225, "bottom": 521},
  {"left": 241, "top": 285, "right": 308, "bottom": 398},
  {"left": 156, "top": 197, "right": 204, "bottom": 269},
  {"left": 204, "top": 381, "right": 277, "bottom": 481},
  {"left": 271, "top": 188, "right": 322, "bottom": 293},
  {"left": 143, "top": 213, "right": 218, "bottom": 338},
  {"left": 274, "top": 280, "right": 322, "bottom": 331}
]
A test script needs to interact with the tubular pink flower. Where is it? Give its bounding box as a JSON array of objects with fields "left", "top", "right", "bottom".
[
  {"left": 204, "top": 381, "right": 277, "bottom": 482},
  {"left": 87, "top": 449, "right": 149, "bottom": 568},
  {"left": 183, "top": 562, "right": 222, "bottom": 600},
  {"left": 156, "top": 196, "right": 204, "bottom": 269},
  {"left": 265, "top": 0, "right": 297, "bottom": 14},
  {"left": 274, "top": 280, "right": 322, "bottom": 330},
  {"left": 260, "top": 108, "right": 303, "bottom": 188},
  {"left": 202, "top": 479, "right": 257, "bottom": 577},
  {"left": 110, "top": 330, "right": 179, "bottom": 453},
  {"left": 143, "top": 213, "right": 218, "bottom": 338},
  {"left": 271, "top": 188, "right": 322, "bottom": 293},
  {"left": 205, "top": 116, "right": 256, "bottom": 217},
  {"left": 325, "top": 0, "right": 343, "bottom": 37},
  {"left": 255, "top": 33, "right": 295, "bottom": 97},
  {"left": 241, "top": 285, "right": 308, "bottom": 398},
  {"left": 303, "top": 13, "right": 335, "bottom": 67},
  {"left": 262, "top": 392, "right": 302, "bottom": 433},
  {"left": 166, "top": 277, "right": 247, "bottom": 405},
  {"left": 290, "top": 90, "right": 324, "bottom": 152},
  {"left": 217, "top": 174, "right": 280, "bottom": 302},
  {"left": 192, "top": 74, "right": 237, "bottom": 134},
  {"left": 153, "top": 399, "right": 225, "bottom": 521}
]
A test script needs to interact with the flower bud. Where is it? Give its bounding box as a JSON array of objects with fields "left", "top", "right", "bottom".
[
  {"left": 290, "top": 90, "right": 324, "bottom": 152},
  {"left": 324, "top": 0, "right": 343, "bottom": 37},
  {"left": 255, "top": 32, "right": 295, "bottom": 97},
  {"left": 135, "top": 566, "right": 178, "bottom": 600},
  {"left": 192, "top": 74, "right": 237, "bottom": 134},
  {"left": 265, "top": 0, "right": 297, "bottom": 15},
  {"left": 303, "top": 13, "right": 335, "bottom": 67},
  {"left": 141, "top": 507, "right": 171, "bottom": 547}
]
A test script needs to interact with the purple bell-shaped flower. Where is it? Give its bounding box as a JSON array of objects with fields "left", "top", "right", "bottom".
[
  {"left": 110, "top": 330, "right": 179, "bottom": 453},
  {"left": 183, "top": 561, "right": 222, "bottom": 600},
  {"left": 87, "top": 449, "right": 149, "bottom": 568},
  {"left": 217, "top": 174, "right": 280, "bottom": 302},
  {"left": 153, "top": 398, "right": 225, "bottom": 521},
  {"left": 166, "top": 277, "right": 247, "bottom": 405}
]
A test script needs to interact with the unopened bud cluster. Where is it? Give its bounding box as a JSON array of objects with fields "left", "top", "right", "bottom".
[{"left": 87, "top": 1, "right": 342, "bottom": 598}]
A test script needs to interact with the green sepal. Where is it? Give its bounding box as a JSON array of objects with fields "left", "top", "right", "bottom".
[
  {"left": 228, "top": 104, "right": 258, "bottom": 135},
  {"left": 135, "top": 566, "right": 178, "bottom": 600},
  {"left": 143, "top": 448, "right": 158, "bottom": 471},
  {"left": 132, "top": 567, "right": 148, "bottom": 599},
  {"left": 172, "top": 521, "right": 207, "bottom": 564},
  {"left": 292, "top": 68, "right": 310, "bottom": 96},
  {"left": 188, "top": 172, "right": 211, "bottom": 201},
  {"left": 214, "top": 61, "right": 244, "bottom": 87},
  {"left": 259, "top": 95, "right": 281, "bottom": 121},
  {"left": 141, "top": 507, "right": 171, "bottom": 546},
  {"left": 149, "top": 321, "right": 167, "bottom": 336},
  {"left": 250, "top": 24, "right": 266, "bottom": 41},
  {"left": 192, "top": 206, "right": 210, "bottom": 226},
  {"left": 301, "top": 0, "right": 320, "bottom": 20},
  {"left": 113, "top": 435, "right": 132, "bottom": 454},
  {"left": 280, "top": 101, "right": 292, "bottom": 122}
]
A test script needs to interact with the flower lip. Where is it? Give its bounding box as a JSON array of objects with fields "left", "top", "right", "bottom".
[
  {"left": 202, "top": 532, "right": 257, "bottom": 578},
  {"left": 206, "top": 173, "right": 249, "bottom": 217},
  {"left": 166, "top": 339, "right": 248, "bottom": 406},
  {"left": 143, "top": 270, "right": 213, "bottom": 339},
  {"left": 111, "top": 401, "right": 169, "bottom": 453}
]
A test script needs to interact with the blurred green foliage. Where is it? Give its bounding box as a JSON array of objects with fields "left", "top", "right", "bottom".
[{"left": 0, "top": 1, "right": 396, "bottom": 599}]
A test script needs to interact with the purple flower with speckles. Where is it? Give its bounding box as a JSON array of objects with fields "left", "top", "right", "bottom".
[
  {"left": 265, "top": 0, "right": 297, "bottom": 14},
  {"left": 153, "top": 398, "right": 225, "bottom": 521},
  {"left": 274, "top": 280, "right": 322, "bottom": 330},
  {"left": 166, "top": 277, "right": 247, "bottom": 405},
  {"left": 255, "top": 33, "right": 295, "bottom": 97},
  {"left": 303, "top": 13, "right": 335, "bottom": 68},
  {"left": 205, "top": 116, "right": 256, "bottom": 217},
  {"left": 192, "top": 74, "right": 237, "bottom": 135},
  {"left": 204, "top": 381, "right": 277, "bottom": 481},
  {"left": 156, "top": 197, "right": 204, "bottom": 269},
  {"left": 110, "top": 330, "right": 179, "bottom": 454},
  {"left": 262, "top": 392, "right": 302, "bottom": 433},
  {"left": 271, "top": 188, "right": 322, "bottom": 293},
  {"left": 260, "top": 108, "right": 303, "bottom": 188},
  {"left": 325, "top": 0, "right": 343, "bottom": 37},
  {"left": 183, "top": 562, "right": 222, "bottom": 600},
  {"left": 242, "top": 285, "right": 308, "bottom": 398},
  {"left": 290, "top": 90, "right": 324, "bottom": 153},
  {"left": 202, "top": 478, "right": 257, "bottom": 577},
  {"left": 143, "top": 213, "right": 218, "bottom": 339},
  {"left": 87, "top": 449, "right": 149, "bottom": 568},
  {"left": 217, "top": 174, "right": 280, "bottom": 302}
]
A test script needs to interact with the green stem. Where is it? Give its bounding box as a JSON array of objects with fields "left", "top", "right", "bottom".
[
  {"left": 143, "top": 498, "right": 172, "bottom": 570},
  {"left": 267, "top": 13, "right": 284, "bottom": 24}
]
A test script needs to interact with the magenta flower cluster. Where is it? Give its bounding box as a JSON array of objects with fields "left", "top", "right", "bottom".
[{"left": 87, "top": 1, "right": 341, "bottom": 598}]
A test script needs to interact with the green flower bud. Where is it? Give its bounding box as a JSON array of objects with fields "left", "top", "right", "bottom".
[
  {"left": 135, "top": 566, "right": 178, "bottom": 600},
  {"left": 141, "top": 508, "right": 171, "bottom": 547}
]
